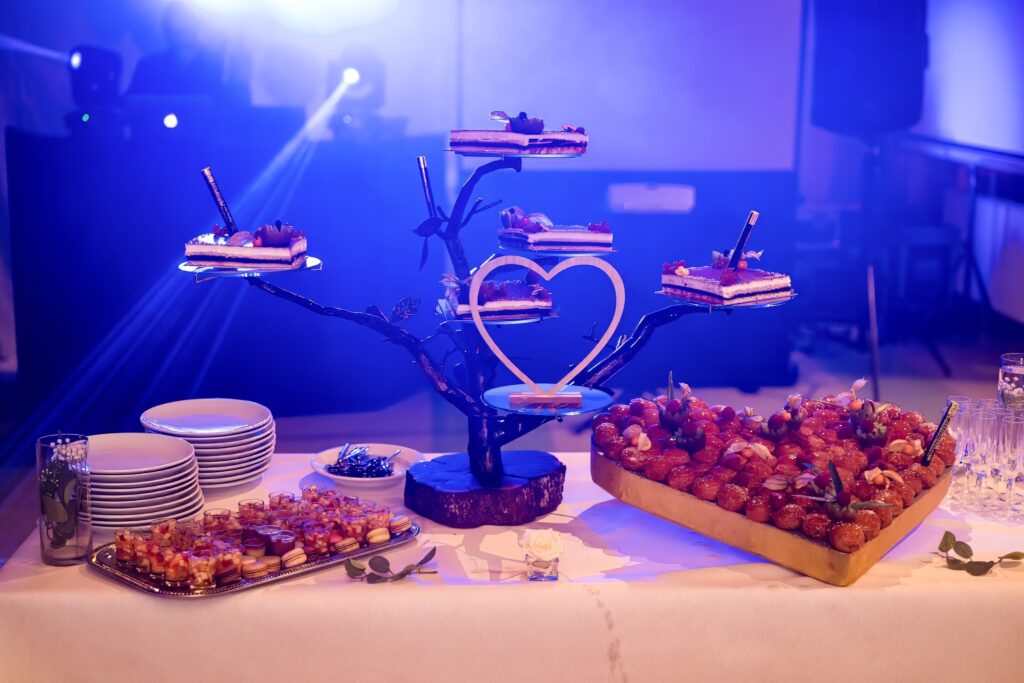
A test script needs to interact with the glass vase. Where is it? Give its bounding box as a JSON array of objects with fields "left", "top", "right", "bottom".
[
  {"left": 37, "top": 434, "right": 91, "bottom": 565},
  {"left": 525, "top": 554, "right": 559, "bottom": 581},
  {"left": 999, "top": 353, "right": 1024, "bottom": 411}
]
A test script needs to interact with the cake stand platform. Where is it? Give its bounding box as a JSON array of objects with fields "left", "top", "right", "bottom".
[
  {"left": 446, "top": 149, "right": 583, "bottom": 159},
  {"left": 404, "top": 451, "right": 565, "bottom": 528},
  {"left": 656, "top": 290, "right": 798, "bottom": 310},
  {"left": 497, "top": 245, "right": 617, "bottom": 259},
  {"left": 179, "top": 256, "right": 322, "bottom": 283},
  {"left": 482, "top": 383, "right": 613, "bottom": 416}
]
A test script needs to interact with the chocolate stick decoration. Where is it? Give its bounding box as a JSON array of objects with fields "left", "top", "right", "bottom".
[
  {"left": 200, "top": 167, "right": 238, "bottom": 236},
  {"left": 726, "top": 210, "right": 760, "bottom": 270},
  {"left": 417, "top": 156, "right": 437, "bottom": 218},
  {"left": 921, "top": 400, "right": 959, "bottom": 466}
]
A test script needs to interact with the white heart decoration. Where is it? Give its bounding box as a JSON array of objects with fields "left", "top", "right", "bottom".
[{"left": 469, "top": 255, "right": 626, "bottom": 396}]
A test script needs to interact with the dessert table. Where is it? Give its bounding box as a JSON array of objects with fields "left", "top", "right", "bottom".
[{"left": 2, "top": 452, "right": 1023, "bottom": 682}]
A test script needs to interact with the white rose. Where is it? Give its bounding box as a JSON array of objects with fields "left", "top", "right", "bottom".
[{"left": 520, "top": 529, "right": 563, "bottom": 562}]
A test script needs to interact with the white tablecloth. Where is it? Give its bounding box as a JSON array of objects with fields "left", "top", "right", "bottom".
[{"left": 2, "top": 452, "right": 1024, "bottom": 682}]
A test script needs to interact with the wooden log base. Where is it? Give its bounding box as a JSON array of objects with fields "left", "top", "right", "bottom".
[{"left": 404, "top": 451, "right": 566, "bottom": 528}]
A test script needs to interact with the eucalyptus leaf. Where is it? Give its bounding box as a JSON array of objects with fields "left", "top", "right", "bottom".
[
  {"left": 946, "top": 557, "right": 967, "bottom": 570},
  {"left": 953, "top": 541, "right": 974, "bottom": 559},
  {"left": 965, "top": 560, "right": 996, "bottom": 577},
  {"left": 827, "top": 461, "right": 843, "bottom": 493},
  {"left": 368, "top": 555, "right": 391, "bottom": 574},
  {"left": 365, "top": 573, "right": 389, "bottom": 584},
  {"left": 349, "top": 559, "right": 366, "bottom": 572},
  {"left": 41, "top": 496, "right": 67, "bottom": 524},
  {"left": 413, "top": 216, "right": 444, "bottom": 237},
  {"left": 418, "top": 546, "right": 437, "bottom": 566},
  {"left": 852, "top": 500, "right": 895, "bottom": 510},
  {"left": 344, "top": 560, "right": 365, "bottom": 579},
  {"left": 938, "top": 531, "right": 956, "bottom": 553},
  {"left": 419, "top": 238, "right": 429, "bottom": 270},
  {"left": 415, "top": 568, "right": 438, "bottom": 574},
  {"left": 1000, "top": 551, "right": 1024, "bottom": 561},
  {"left": 62, "top": 479, "right": 77, "bottom": 506}
]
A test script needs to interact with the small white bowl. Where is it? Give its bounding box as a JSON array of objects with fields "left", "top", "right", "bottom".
[{"left": 311, "top": 443, "right": 423, "bottom": 489}]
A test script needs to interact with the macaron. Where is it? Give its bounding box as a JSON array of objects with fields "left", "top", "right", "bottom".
[
  {"left": 388, "top": 515, "right": 412, "bottom": 534},
  {"left": 263, "top": 555, "right": 282, "bottom": 573},
  {"left": 242, "top": 561, "right": 268, "bottom": 580},
  {"left": 366, "top": 527, "right": 390, "bottom": 545},
  {"left": 215, "top": 567, "right": 241, "bottom": 585},
  {"left": 241, "top": 555, "right": 257, "bottom": 568},
  {"left": 282, "top": 548, "right": 307, "bottom": 569},
  {"left": 334, "top": 537, "right": 360, "bottom": 554}
]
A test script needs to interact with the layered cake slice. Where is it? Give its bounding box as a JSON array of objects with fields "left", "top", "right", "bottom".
[
  {"left": 449, "top": 111, "right": 587, "bottom": 156},
  {"left": 185, "top": 221, "right": 307, "bottom": 269},
  {"left": 442, "top": 274, "right": 553, "bottom": 321},
  {"left": 661, "top": 251, "right": 792, "bottom": 305},
  {"left": 498, "top": 207, "right": 612, "bottom": 253}
]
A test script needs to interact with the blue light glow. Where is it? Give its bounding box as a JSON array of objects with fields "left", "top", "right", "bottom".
[
  {"left": 163, "top": 113, "right": 179, "bottom": 129},
  {"left": 69, "top": 50, "right": 81, "bottom": 69},
  {"left": 342, "top": 67, "right": 360, "bottom": 85}
]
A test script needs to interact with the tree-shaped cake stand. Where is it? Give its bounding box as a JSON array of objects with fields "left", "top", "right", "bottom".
[{"left": 182, "top": 152, "right": 793, "bottom": 528}]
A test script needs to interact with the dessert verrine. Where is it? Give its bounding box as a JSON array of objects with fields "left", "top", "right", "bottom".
[
  {"left": 661, "top": 250, "right": 792, "bottom": 305},
  {"left": 442, "top": 273, "right": 553, "bottom": 321},
  {"left": 185, "top": 220, "right": 307, "bottom": 269},
  {"left": 498, "top": 207, "right": 613, "bottom": 253},
  {"left": 449, "top": 110, "right": 587, "bottom": 156}
]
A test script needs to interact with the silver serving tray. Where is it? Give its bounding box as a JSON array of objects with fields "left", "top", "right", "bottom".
[{"left": 87, "top": 522, "right": 420, "bottom": 598}]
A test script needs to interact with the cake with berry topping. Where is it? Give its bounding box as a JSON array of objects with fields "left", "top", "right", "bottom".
[
  {"left": 441, "top": 274, "right": 553, "bottom": 321},
  {"left": 449, "top": 111, "right": 588, "bottom": 156},
  {"left": 498, "top": 207, "right": 612, "bottom": 253},
  {"left": 185, "top": 221, "right": 307, "bottom": 269},
  {"left": 588, "top": 374, "right": 957, "bottom": 584},
  {"left": 660, "top": 250, "right": 792, "bottom": 305}
]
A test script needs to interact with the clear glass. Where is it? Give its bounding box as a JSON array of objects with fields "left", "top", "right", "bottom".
[
  {"left": 998, "top": 416, "right": 1024, "bottom": 514},
  {"left": 968, "top": 412, "right": 997, "bottom": 502},
  {"left": 999, "top": 353, "right": 1024, "bottom": 411},
  {"left": 525, "top": 554, "right": 559, "bottom": 581},
  {"left": 188, "top": 550, "right": 216, "bottom": 589},
  {"left": 203, "top": 508, "right": 231, "bottom": 533},
  {"left": 947, "top": 400, "right": 974, "bottom": 500},
  {"left": 37, "top": 434, "right": 91, "bottom": 565}
]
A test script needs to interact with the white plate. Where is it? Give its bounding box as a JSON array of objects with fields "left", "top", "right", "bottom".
[
  {"left": 194, "top": 434, "right": 276, "bottom": 460},
  {"left": 92, "top": 476, "right": 200, "bottom": 505},
  {"left": 90, "top": 457, "right": 197, "bottom": 486},
  {"left": 199, "top": 459, "right": 272, "bottom": 486},
  {"left": 144, "top": 421, "right": 274, "bottom": 445},
  {"left": 198, "top": 450, "right": 273, "bottom": 477},
  {"left": 199, "top": 471, "right": 268, "bottom": 490},
  {"left": 192, "top": 429, "right": 276, "bottom": 455},
  {"left": 88, "top": 433, "right": 195, "bottom": 475},
  {"left": 89, "top": 489, "right": 205, "bottom": 520},
  {"left": 91, "top": 485, "right": 203, "bottom": 515},
  {"left": 196, "top": 440, "right": 274, "bottom": 467},
  {"left": 89, "top": 466, "right": 199, "bottom": 495},
  {"left": 91, "top": 499, "right": 206, "bottom": 529},
  {"left": 199, "top": 457, "right": 272, "bottom": 482},
  {"left": 140, "top": 398, "right": 272, "bottom": 437},
  {"left": 311, "top": 443, "right": 423, "bottom": 489}
]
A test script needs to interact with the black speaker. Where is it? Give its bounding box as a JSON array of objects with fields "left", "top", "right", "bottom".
[{"left": 811, "top": 0, "right": 928, "bottom": 139}]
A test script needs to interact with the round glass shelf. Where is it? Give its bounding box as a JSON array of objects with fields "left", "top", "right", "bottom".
[
  {"left": 497, "top": 244, "right": 617, "bottom": 259},
  {"left": 179, "top": 256, "right": 322, "bottom": 283},
  {"left": 657, "top": 290, "right": 798, "bottom": 311},
  {"left": 482, "top": 383, "right": 613, "bottom": 417},
  {"left": 445, "top": 149, "right": 583, "bottom": 159},
  {"left": 436, "top": 299, "right": 554, "bottom": 326}
]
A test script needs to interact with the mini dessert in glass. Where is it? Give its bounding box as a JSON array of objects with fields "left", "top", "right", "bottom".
[
  {"left": 203, "top": 508, "right": 231, "bottom": 533},
  {"left": 163, "top": 548, "right": 190, "bottom": 587},
  {"left": 269, "top": 530, "right": 297, "bottom": 557},
  {"left": 188, "top": 550, "right": 216, "bottom": 589},
  {"left": 171, "top": 520, "right": 201, "bottom": 551},
  {"left": 150, "top": 518, "right": 177, "bottom": 547},
  {"left": 365, "top": 506, "right": 391, "bottom": 530},
  {"left": 191, "top": 533, "right": 216, "bottom": 552},
  {"left": 302, "top": 522, "right": 330, "bottom": 556},
  {"left": 243, "top": 538, "right": 267, "bottom": 558},
  {"left": 238, "top": 499, "right": 267, "bottom": 523},
  {"left": 114, "top": 528, "right": 138, "bottom": 564},
  {"left": 147, "top": 538, "right": 167, "bottom": 577},
  {"left": 213, "top": 542, "right": 243, "bottom": 584},
  {"left": 269, "top": 491, "right": 297, "bottom": 514},
  {"left": 340, "top": 515, "right": 368, "bottom": 544},
  {"left": 133, "top": 533, "right": 152, "bottom": 572},
  {"left": 301, "top": 485, "right": 322, "bottom": 503}
]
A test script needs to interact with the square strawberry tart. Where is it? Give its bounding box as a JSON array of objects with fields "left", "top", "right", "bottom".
[
  {"left": 449, "top": 111, "right": 587, "bottom": 156},
  {"left": 442, "top": 274, "right": 553, "bottom": 321},
  {"left": 498, "top": 207, "right": 612, "bottom": 253},
  {"left": 661, "top": 251, "right": 792, "bottom": 305},
  {"left": 185, "top": 221, "right": 307, "bottom": 269}
]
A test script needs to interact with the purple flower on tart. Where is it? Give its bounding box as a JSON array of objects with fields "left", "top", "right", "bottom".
[
  {"left": 562, "top": 124, "right": 586, "bottom": 134},
  {"left": 489, "top": 110, "right": 545, "bottom": 135},
  {"left": 587, "top": 221, "right": 611, "bottom": 234}
]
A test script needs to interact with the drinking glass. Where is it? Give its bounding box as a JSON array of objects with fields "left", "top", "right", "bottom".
[
  {"left": 998, "top": 416, "right": 1024, "bottom": 513},
  {"left": 968, "top": 412, "right": 997, "bottom": 503},
  {"left": 37, "top": 434, "right": 91, "bottom": 565},
  {"left": 947, "top": 398, "right": 973, "bottom": 499},
  {"left": 999, "top": 353, "right": 1024, "bottom": 411}
]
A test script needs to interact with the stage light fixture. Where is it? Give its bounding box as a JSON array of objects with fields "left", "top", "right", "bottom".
[
  {"left": 69, "top": 50, "right": 81, "bottom": 69},
  {"left": 163, "top": 113, "right": 179, "bottom": 129},
  {"left": 342, "top": 67, "right": 361, "bottom": 85}
]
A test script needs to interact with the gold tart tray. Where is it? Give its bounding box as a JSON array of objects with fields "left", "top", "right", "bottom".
[
  {"left": 591, "top": 449, "right": 949, "bottom": 586},
  {"left": 87, "top": 522, "right": 419, "bottom": 598}
]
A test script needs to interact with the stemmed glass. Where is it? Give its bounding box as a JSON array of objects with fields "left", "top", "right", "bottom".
[
  {"left": 998, "top": 416, "right": 1024, "bottom": 514},
  {"left": 947, "top": 397, "right": 973, "bottom": 499},
  {"left": 968, "top": 411, "right": 997, "bottom": 504}
]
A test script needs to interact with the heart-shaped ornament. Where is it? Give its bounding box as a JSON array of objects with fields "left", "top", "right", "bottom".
[{"left": 469, "top": 255, "right": 625, "bottom": 396}]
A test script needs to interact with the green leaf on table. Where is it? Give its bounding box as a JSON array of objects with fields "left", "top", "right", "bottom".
[
  {"left": 938, "top": 531, "right": 956, "bottom": 553},
  {"left": 343, "top": 560, "right": 365, "bottom": 579},
  {"left": 366, "top": 573, "right": 389, "bottom": 584},
  {"left": 348, "top": 559, "right": 366, "bottom": 571},
  {"left": 418, "top": 546, "right": 437, "bottom": 566},
  {"left": 946, "top": 557, "right": 967, "bottom": 570},
  {"left": 415, "top": 568, "right": 438, "bottom": 574},
  {"left": 368, "top": 555, "right": 391, "bottom": 574},
  {"left": 1000, "top": 551, "right": 1024, "bottom": 561},
  {"left": 953, "top": 541, "right": 974, "bottom": 559},
  {"left": 965, "top": 561, "right": 997, "bottom": 577}
]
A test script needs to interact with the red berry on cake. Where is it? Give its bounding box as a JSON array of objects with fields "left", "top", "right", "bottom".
[
  {"left": 593, "top": 423, "right": 620, "bottom": 448},
  {"left": 828, "top": 522, "right": 866, "bottom": 553}
]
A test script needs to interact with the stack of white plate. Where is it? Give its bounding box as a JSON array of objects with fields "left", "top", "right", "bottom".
[
  {"left": 89, "top": 433, "right": 204, "bottom": 529},
  {"left": 141, "top": 399, "right": 275, "bottom": 489}
]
